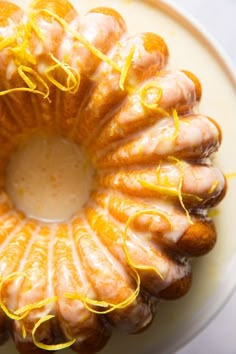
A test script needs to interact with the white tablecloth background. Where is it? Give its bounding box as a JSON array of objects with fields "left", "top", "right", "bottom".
[{"left": 173, "top": 1, "right": 236, "bottom": 353}]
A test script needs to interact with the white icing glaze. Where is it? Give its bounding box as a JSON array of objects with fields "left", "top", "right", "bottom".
[{"left": 158, "top": 70, "right": 196, "bottom": 108}]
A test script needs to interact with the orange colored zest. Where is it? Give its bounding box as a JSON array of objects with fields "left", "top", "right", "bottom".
[
  {"left": 0, "top": 272, "right": 58, "bottom": 320},
  {"left": 0, "top": 271, "right": 76, "bottom": 350},
  {"left": 45, "top": 53, "right": 80, "bottom": 94},
  {"left": 0, "top": 36, "right": 17, "bottom": 51},
  {"left": 225, "top": 172, "right": 236, "bottom": 179},
  {"left": 35, "top": 9, "right": 121, "bottom": 73},
  {"left": 32, "top": 315, "right": 76, "bottom": 351},
  {"left": 65, "top": 229, "right": 140, "bottom": 314},
  {"left": 64, "top": 274, "right": 140, "bottom": 315},
  {"left": 172, "top": 108, "right": 180, "bottom": 140},
  {"left": 18, "top": 65, "right": 50, "bottom": 98},
  {"left": 138, "top": 159, "right": 202, "bottom": 202},
  {"left": 139, "top": 159, "right": 199, "bottom": 224},
  {"left": 139, "top": 81, "right": 169, "bottom": 116},
  {"left": 65, "top": 210, "right": 170, "bottom": 313},
  {"left": 123, "top": 209, "right": 171, "bottom": 279},
  {"left": 207, "top": 180, "right": 219, "bottom": 194},
  {"left": 0, "top": 272, "right": 31, "bottom": 320},
  {"left": 169, "top": 157, "right": 193, "bottom": 224},
  {"left": 119, "top": 46, "right": 135, "bottom": 91}
]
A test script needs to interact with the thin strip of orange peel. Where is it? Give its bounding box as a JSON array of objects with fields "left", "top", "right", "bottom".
[
  {"left": 64, "top": 228, "right": 141, "bottom": 315},
  {"left": 0, "top": 271, "right": 76, "bottom": 350},
  {"left": 65, "top": 209, "right": 170, "bottom": 312},
  {"left": 123, "top": 209, "right": 173, "bottom": 279},
  {"left": 0, "top": 272, "right": 58, "bottom": 320},
  {"left": 32, "top": 315, "right": 76, "bottom": 351},
  {"left": 138, "top": 158, "right": 197, "bottom": 224}
]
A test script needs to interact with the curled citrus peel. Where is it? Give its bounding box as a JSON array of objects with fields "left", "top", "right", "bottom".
[
  {"left": 0, "top": 272, "right": 58, "bottom": 320},
  {"left": 0, "top": 272, "right": 32, "bottom": 320},
  {"left": 0, "top": 10, "right": 81, "bottom": 98},
  {"left": 17, "top": 65, "right": 50, "bottom": 98},
  {"left": 65, "top": 211, "right": 170, "bottom": 315},
  {"left": 139, "top": 81, "right": 169, "bottom": 116},
  {"left": 169, "top": 157, "right": 194, "bottom": 224},
  {"left": 0, "top": 36, "right": 17, "bottom": 51},
  {"left": 64, "top": 229, "right": 140, "bottom": 315},
  {"left": 35, "top": 9, "right": 121, "bottom": 73},
  {"left": 123, "top": 209, "right": 171, "bottom": 279},
  {"left": 138, "top": 179, "right": 202, "bottom": 203},
  {"left": 138, "top": 158, "right": 201, "bottom": 224},
  {"left": 27, "top": 12, "right": 46, "bottom": 42},
  {"left": 64, "top": 274, "right": 140, "bottom": 315},
  {"left": 0, "top": 271, "right": 75, "bottom": 350},
  {"left": 0, "top": 7, "right": 124, "bottom": 100},
  {"left": 45, "top": 53, "right": 80, "bottom": 94},
  {"left": 32, "top": 314, "right": 76, "bottom": 351},
  {"left": 14, "top": 296, "right": 58, "bottom": 317}
]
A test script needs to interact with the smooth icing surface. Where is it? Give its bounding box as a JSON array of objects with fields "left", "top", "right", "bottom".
[{"left": 6, "top": 135, "right": 93, "bottom": 222}]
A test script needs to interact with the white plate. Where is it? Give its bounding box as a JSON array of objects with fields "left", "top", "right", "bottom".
[{"left": 2, "top": 0, "right": 236, "bottom": 353}]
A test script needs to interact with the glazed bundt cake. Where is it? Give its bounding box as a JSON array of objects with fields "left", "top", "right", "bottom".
[{"left": 0, "top": 0, "right": 226, "bottom": 353}]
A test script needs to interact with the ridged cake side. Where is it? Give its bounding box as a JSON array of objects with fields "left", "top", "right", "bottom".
[{"left": 0, "top": 0, "right": 226, "bottom": 353}]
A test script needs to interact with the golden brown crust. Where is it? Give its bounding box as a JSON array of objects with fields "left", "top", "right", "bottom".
[
  {"left": 89, "top": 7, "right": 127, "bottom": 33},
  {"left": 32, "top": 0, "right": 76, "bottom": 21},
  {"left": 71, "top": 322, "right": 111, "bottom": 354},
  {"left": 177, "top": 219, "right": 217, "bottom": 256},
  {"left": 142, "top": 32, "right": 169, "bottom": 59},
  {"left": 207, "top": 115, "right": 223, "bottom": 146},
  {"left": 0, "top": 316, "right": 7, "bottom": 345},
  {"left": 0, "top": 2, "right": 22, "bottom": 27},
  {"left": 182, "top": 70, "right": 202, "bottom": 101},
  {"left": 159, "top": 273, "right": 192, "bottom": 300}
]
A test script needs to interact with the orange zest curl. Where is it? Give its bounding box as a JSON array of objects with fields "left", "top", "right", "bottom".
[
  {"left": 64, "top": 274, "right": 140, "bottom": 315},
  {"left": 168, "top": 157, "right": 194, "bottom": 224},
  {"left": 123, "top": 209, "right": 170, "bottom": 279},
  {"left": 0, "top": 36, "right": 17, "bottom": 51},
  {"left": 0, "top": 272, "right": 73, "bottom": 350},
  {"left": 64, "top": 230, "right": 140, "bottom": 314},
  {"left": 32, "top": 315, "right": 76, "bottom": 351},
  {"left": 0, "top": 272, "right": 32, "bottom": 320},
  {"left": 0, "top": 7, "right": 125, "bottom": 99},
  {"left": 139, "top": 81, "right": 169, "bottom": 116},
  {"left": 138, "top": 158, "right": 200, "bottom": 224},
  {"left": 45, "top": 53, "right": 80, "bottom": 93},
  {"left": 138, "top": 178, "right": 202, "bottom": 202},
  {"left": 34, "top": 9, "right": 122, "bottom": 73},
  {"left": 14, "top": 296, "right": 58, "bottom": 317},
  {"left": 18, "top": 65, "right": 50, "bottom": 98},
  {"left": 0, "top": 271, "right": 58, "bottom": 320}
]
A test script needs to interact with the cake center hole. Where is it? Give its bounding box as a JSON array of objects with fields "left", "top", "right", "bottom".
[{"left": 5, "top": 135, "right": 94, "bottom": 223}]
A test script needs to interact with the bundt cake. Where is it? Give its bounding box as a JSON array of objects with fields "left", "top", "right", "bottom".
[{"left": 0, "top": 0, "right": 226, "bottom": 353}]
